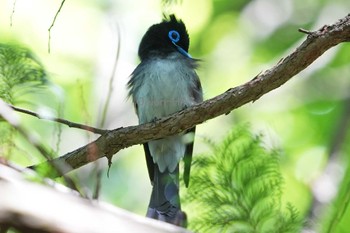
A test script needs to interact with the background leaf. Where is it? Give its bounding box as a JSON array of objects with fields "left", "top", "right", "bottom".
[
  {"left": 0, "top": 43, "right": 46, "bottom": 104},
  {"left": 183, "top": 125, "right": 302, "bottom": 233}
]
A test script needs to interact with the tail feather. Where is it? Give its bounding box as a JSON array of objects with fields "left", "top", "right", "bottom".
[{"left": 146, "top": 164, "right": 186, "bottom": 226}]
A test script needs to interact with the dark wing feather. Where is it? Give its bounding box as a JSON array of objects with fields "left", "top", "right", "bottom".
[
  {"left": 183, "top": 127, "right": 196, "bottom": 188},
  {"left": 183, "top": 67, "right": 202, "bottom": 188},
  {"left": 143, "top": 143, "right": 155, "bottom": 184},
  {"left": 183, "top": 68, "right": 202, "bottom": 188}
]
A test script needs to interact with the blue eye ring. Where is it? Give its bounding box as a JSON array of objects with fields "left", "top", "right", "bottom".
[{"left": 168, "top": 30, "right": 180, "bottom": 43}]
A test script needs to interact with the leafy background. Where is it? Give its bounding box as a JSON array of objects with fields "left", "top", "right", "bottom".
[{"left": 1, "top": 0, "right": 350, "bottom": 232}]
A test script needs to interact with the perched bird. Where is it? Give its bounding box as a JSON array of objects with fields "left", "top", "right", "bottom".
[{"left": 128, "top": 15, "right": 203, "bottom": 226}]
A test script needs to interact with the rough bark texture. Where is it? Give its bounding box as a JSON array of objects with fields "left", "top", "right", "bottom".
[{"left": 32, "top": 14, "right": 350, "bottom": 177}]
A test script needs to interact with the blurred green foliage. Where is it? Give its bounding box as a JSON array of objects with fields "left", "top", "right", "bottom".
[
  {"left": 0, "top": 0, "right": 350, "bottom": 232},
  {"left": 183, "top": 125, "right": 302, "bottom": 232},
  {"left": 0, "top": 43, "right": 46, "bottom": 104},
  {"left": 0, "top": 43, "right": 48, "bottom": 164}
]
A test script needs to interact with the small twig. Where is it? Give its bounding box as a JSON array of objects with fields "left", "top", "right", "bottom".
[
  {"left": 48, "top": 0, "right": 66, "bottom": 53},
  {"left": 10, "top": 0, "right": 17, "bottom": 26},
  {"left": 93, "top": 167, "right": 102, "bottom": 199},
  {"left": 94, "top": 23, "right": 122, "bottom": 197},
  {"left": 99, "top": 23, "right": 121, "bottom": 127},
  {"left": 9, "top": 104, "right": 107, "bottom": 135},
  {"left": 298, "top": 28, "right": 313, "bottom": 35},
  {"left": 53, "top": 102, "right": 63, "bottom": 154}
]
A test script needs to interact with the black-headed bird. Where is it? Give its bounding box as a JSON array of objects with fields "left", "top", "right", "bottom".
[{"left": 128, "top": 15, "right": 203, "bottom": 226}]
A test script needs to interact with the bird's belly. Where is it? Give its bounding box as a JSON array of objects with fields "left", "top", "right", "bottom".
[
  {"left": 139, "top": 97, "right": 183, "bottom": 121},
  {"left": 135, "top": 75, "right": 191, "bottom": 172},
  {"left": 148, "top": 135, "right": 185, "bottom": 172},
  {"left": 136, "top": 76, "right": 193, "bottom": 124}
]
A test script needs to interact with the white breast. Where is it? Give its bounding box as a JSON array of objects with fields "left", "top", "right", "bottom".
[
  {"left": 131, "top": 53, "right": 199, "bottom": 172},
  {"left": 134, "top": 56, "right": 195, "bottom": 124}
]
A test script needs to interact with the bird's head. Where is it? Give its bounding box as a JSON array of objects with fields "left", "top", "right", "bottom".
[{"left": 138, "top": 15, "right": 191, "bottom": 61}]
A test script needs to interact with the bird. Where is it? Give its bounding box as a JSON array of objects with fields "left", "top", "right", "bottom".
[{"left": 127, "top": 15, "right": 203, "bottom": 226}]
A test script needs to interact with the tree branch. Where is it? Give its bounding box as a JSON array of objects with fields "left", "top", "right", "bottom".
[
  {"left": 31, "top": 14, "right": 350, "bottom": 177},
  {"left": 9, "top": 104, "right": 107, "bottom": 135},
  {"left": 0, "top": 163, "right": 190, "bottom": 233},
  {"left": 48, "top": 0, "right": 66, "bottom": 53}
]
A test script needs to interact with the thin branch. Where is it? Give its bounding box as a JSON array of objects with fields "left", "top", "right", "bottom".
[
  {"left": 31, "top": 14, "right": 350, "bottom": 177},
  {"left": 93, "top": 167, "right": 102, "bottom": 199},
  {"left": 9, "top": 104, "right": 107, "bottom": 135},
  {"left": 0, "top": 100, "right": 80, "bottom": 192},
  {"left": 15, "top": 126, "right": 82, "bottom": 191},
  {"left": 48, "top": 0, "right": 66, "bottom": 53},
  {"left": 10, "top": 0, "right": 17, "bottom": 26},
  {"left": 53, "top": 102, "right": 63, "bottom": 154},
  {"left": 93, "top": 23, "right": 122, "bottom": 199},
  {"left": 99, "top": 23, "right": 121, "bottom": 127},
  {"left": 298, "top": 28, "right": 313, "bottom": 35},
  {"left": 328, "top": 98, "right": 350, "bottom": 157}
]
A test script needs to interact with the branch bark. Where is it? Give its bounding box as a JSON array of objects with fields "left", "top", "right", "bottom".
[
  {"left": 32, "top": 14, "right": 350, "bottom": 177},
  {"left": 0, "top": 163, "right": 190, "bottom": 233}
]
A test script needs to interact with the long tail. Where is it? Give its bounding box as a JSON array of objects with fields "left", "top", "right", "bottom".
[{"left": 146, "top": 165, "right": 187, "bottom": 226}]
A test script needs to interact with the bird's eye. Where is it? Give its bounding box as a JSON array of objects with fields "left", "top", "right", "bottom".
[{"left": 168, "top": 30, "right": 180, "bottom": 43}]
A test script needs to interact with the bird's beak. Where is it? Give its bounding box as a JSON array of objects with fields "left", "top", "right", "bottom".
[{"left": 172, "top": 42, "right": 192, "bottom": 58}]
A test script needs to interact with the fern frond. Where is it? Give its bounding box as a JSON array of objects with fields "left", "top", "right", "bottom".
[
  {"left": 0, "top": 44, "right": 47, "bottom": 104},
  {"left": 183, "top": 125, "right": 302, "bottom": 233}
]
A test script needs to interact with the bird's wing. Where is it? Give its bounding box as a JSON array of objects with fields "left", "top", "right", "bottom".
[
  {"left": 183, "top": 127, "right": 196, "bottom": 188},
  {"left": 183, "top": 69, "right": 203, "bottom": 188},
  {"left": 143, "top": 143, "right": 154, "bottom": 184}
]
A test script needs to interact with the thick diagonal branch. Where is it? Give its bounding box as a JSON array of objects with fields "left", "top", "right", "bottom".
[{"left": 32, "top": 14, "right": 350, "bottom": 177}]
